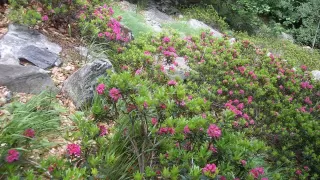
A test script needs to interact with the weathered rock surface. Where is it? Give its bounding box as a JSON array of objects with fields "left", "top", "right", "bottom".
[
  {"left": 0, "top": 65, "right": 57, "bottom": 94},
  {"left": 162, "top": 57, "right": 192, "bottom": 80},
  {"left": 143, "top": 7, "right": 173, "bottom": 32},
  {"left": 311, "top": 70, "right": 320, "bottom": 81},
  {"left": 0, "top": 24, "right": 62, "bottom": 69},
  {"left": 63, "top": 60, "right": 113, "bottom": 108},
  {"left": 188, "top": 19, "right": 223, "bottom": 38}
]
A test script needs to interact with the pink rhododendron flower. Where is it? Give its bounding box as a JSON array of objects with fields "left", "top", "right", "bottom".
[
  {"left": 249, "top": 120, "right": 255, "bottom": 125},
  {"left": 163, "top": 37, "right": 170, "bottom": 43},
  {"left": 209, "top": 144, "right": 218, "bottom": 153},
  {"left": 229, "top": 91, "right": 233, "bottom": 96},
  {"left": 144, "top": 51, "right": 151, "bottom": 56},
  {"left": 168, "top": 46, "right": 176, "bottom": 53},
  {"left": 158, "top": 127, "right": 175, "bottom": 135},
  {"left": 109, "top": 88, "right": 122, "bottom": 102},
  {"left": 160, "top": 103, "right": 167, "bottom": 109},
  {"left": 239, "top": 89, "right": 245, "bottom": 95},
  {"left": 240, "top": 160, "right": 247, "bottom": 166},
  {"left": 135, "top": 68, "right": 142, "bottom": 75},
  {"left": 184, "top": 125, "right": 191, "bottom": 134},
  {"left": 202, "top": 113, "right": 207, "bottom": 119},
  {"left": 237, "top": 103, "right": 244, "bottom": 110},
  {"left": 151, "top": 118, "right": 158, "bottom": 125},
  {"left": 42, "top": 15, "right": 49, "bottom": 21},
  {"left": 261, "top": 178, "right": 269, "bottom": 180},
  {"left": 295, "top": 169, "right": 302, "bottom": 175},
  {"left": 99, "top": 125, "right": 108, "bottom": 136},
  {"left": 304, "top": 97, "right": 312, "bottom": 105},
  {"left": 67, "top": 144, "right": 81, "bottom": 157},
  {"left": 217, "top": 89, "right": 223, "bottom": 95},
  {"left": 207, "top": 124, "right": 222, "bottom": 138},
  {"left": 98, "top": 32, "right": 104, "bottom": 37},
  {"left": 247, "top": 96, "right": 253, "bottom": 104},
  {"left": 220, "top": 176, "right": 227, "bottom": 180},
  {"left": 249, "top": 167, "right": 265, "bottom": 178},
  {"left": 300, "top": 65, "right": 307, "bottom": 71},
  {"left": 168, "top": 80, "right": 177, "bottom": 86},
  {"left": 202, "top": 163, "right": 217, "bottom": 174},
  {"left": 108, "top": 7, "right": 114, "bottom": 15},
  {"left": 143, "top": 101, "right": 148, "bottom": 109},
  {"left": 24, "top": 128, "right": 35, "bottom": 138},
  {"left": 96, "top": 83, "right": 106, "bottom": 95},
  {"left": 163, "top": 50, "right": 171, "bottom": 57},
  {"left": 6, "top": 149, "right": 19, "bottom": 163}
]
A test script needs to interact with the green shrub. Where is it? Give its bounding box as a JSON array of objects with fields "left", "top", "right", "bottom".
[
  {"left": 235, "top": 32, "right": 320, "bottom": 70},
  {"left": 0, "top": 92, "right": 62, "bottom": 178},
  {"left": 180, "top": 4, "right": 229, "bottom": 32}
]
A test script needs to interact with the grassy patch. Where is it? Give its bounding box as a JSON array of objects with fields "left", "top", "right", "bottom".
[
  {"left": 113, "top": 6, "right": 153, "bottom": 38},
  {"left": 162, "top": 21, "right": 202, "bottom": 36},
  {"left": 236, "top": 32, "right": 320, "bottom": 70}
]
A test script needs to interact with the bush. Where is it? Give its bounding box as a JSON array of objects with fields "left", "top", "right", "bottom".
[
  {"left": 180, "top": 4, "right": 229, "bottom": 32},
  {"left": 235, "top": 32, "right": 320, "bottom": 70},
  {"left": 0, "top": 92, "right": 62, "bottom": 178}
]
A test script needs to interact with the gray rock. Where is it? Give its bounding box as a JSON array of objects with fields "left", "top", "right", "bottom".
[
  {"left": 62, "top": 60, "right": 113, "bottom": 109},
  {"left": 17, "top": 45, "right": 61, "bottom": 69},
  {"left": 280, "top": 32, "right": 294, "bottom": 43},
  {"left": 0, "top": 65, "right": 58, "bottom": 94},
  {"left": 143, "top": 7, "right": 173, "bottom": 32},
  {"left": 162, "top": 57, "right": 192, "bottom": 80},
  {"left": 0, "top": 24, "right": 62, "bottom": 69},
  {"left": 311, "top": 70, "right": 320, "bottom": 81},
  {"left": 188, "top": 19, "right": 223, "bottom": 38}
]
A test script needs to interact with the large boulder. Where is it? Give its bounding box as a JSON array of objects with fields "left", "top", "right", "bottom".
[
  {"left": 63, "top": 60, "right": 113, "bottom": 109},
  {"left": 0, "top": 65, "right": 58, "bottom": 94},
  {"left": 188, "top": 19, "right": 223, "bottom": 38},
  {"left": 161, "top": 57, "right": 192, "bottom": 80},
  {"left": 312, "top": 70, "right": 320, "bottom": 81},
  {"left": 0, "top": 24, "right": 62, "bottom": 69}
]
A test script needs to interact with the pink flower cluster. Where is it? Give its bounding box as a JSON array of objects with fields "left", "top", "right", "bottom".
[
  {"left": 207, "top": 124, "right": 221, "bottom": 138},
  {"left": 24, "top": 128, "right": 35, "bottom": 138},
  {"left": 6, "top": 149, "right": 19, "bottom": 163},
  {"left": 96, "top": 83, "right": 106, "bottom": 95},
  {"left": 225, "top": 99, "right": 245, "bottom": 117},
  {"left": 168, "top": 80, "right": 177, "bottom": 86},
  {"left": 151, "top": 118, "right": 158, "bottom": 125},
  {"left": 67, "top": 144, "right": 81, "bottom": 157},
  {"left": 249, "top": 167, "right": 265, "bottom": 179},
  {"left": 158, "top": 127, "right": 175, "bottom": 135},
  {"left": 184, "top": 125, "right": 191, "bottom": 134},
  {"left": 99, "top": 125, "right": 108, "bottom": 136},
  {"left": 202, "top": 163, "right": 217, "bottom": 174},
  {"left": 304, "top": 97, "right": 312, "bottom": 105},
  {"left": 300, "top": 81, "right": 313, "bottom": 89},
  {"left": 109, "top": 88, "right": 122, "bottom": 102}
]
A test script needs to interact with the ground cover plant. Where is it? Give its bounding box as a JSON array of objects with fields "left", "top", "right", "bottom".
[{"left": 2, "top": 0, "right": 320, "bottom": 179}]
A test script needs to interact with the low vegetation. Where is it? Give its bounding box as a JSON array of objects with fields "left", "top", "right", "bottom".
[{"left": 1, "top": 0, "right": 320, "bottom": 179}]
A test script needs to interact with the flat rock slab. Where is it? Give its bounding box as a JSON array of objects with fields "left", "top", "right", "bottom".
[
  {"left": 0, "top": 65, "right": 58, "bottom": 94},
  {"left": 17, "top": 45, "right": 61, "bottom": 69},
  {"left": 312, "top": 70, "right": 320, "bottom": 81},
  {"left": 188, "top": 19, "right": 223, "bottom": 38},
  {"left": 63, "top": 60, "right": 113, "bottom": 109},
  {"left": 0, "top": 24, "right": 62, "bottom": 69}
]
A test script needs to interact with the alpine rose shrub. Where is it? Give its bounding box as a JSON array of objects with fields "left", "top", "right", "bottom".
[{"left": 6, "top": 149, "right": 19, "bottom": 163}]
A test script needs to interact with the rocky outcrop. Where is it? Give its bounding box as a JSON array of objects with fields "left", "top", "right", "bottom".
[
  {"left": 188, "top": 19, "right": 223, "bottom": 38},
  {"left": 311, "top": 70, "right": 320, "bottom": 81},
  {"left": 0, "top": 24, "right": 62, "bottom": 69},
  {"left": 0, "top": 65, "right": 57, "bottom": 94},
  {"left": 63, "top": 60, "right": 113, "bottom": 108}
]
